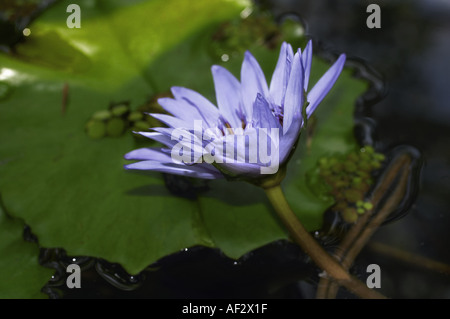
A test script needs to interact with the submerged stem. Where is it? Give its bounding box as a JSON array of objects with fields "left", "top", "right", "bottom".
[{"left": 264, "top": 185, "right": 386, "bottom": 299}]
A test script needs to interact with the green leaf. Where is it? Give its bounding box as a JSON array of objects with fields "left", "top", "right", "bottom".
[
  {"left": 0, "top": 0, "right": 367, "bottom": 280},
  {"left": 0, "top": 204, "right": 54, "bottom": 298}
]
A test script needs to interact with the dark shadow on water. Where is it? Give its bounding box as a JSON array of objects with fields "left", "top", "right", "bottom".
[
  {"left": 200, "top": 179, "right": 268, "bottom": 206},
  {"left": 124, "top": 169, "right": 267, "bottom": 206},
  {"left": 125, "top": 183, "right": 169, "bottom": 198}
]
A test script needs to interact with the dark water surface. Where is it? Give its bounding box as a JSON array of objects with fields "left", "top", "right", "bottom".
[
  {"left": 280, "top": 0, "right": 450, "bottom": 298},
  {"left": 17, "top": 0, "right": 450, "bottom": 298}
]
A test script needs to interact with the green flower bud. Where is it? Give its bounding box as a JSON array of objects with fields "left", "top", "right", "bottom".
[
  {"left": 111, "top": 104, "right": 129, "bottom": 117},
  {"left": 363, "top": 201, "right": 374, "bottom": 210},
  {"left": 357, "top": 170, "right": 371, "bottom": 179},
  {"left": 344, "top": 189, "right": 363, "bottom": 203},
  {"left": 347, "top": 152, "right": 359, "bottom": 162},
  {"left": 333, "top": 180, "right": 348, "bottom": 189},
  {"left": 329, "top": 157, "right": 338, "bottom": 166},
  {"left": 344, "top": 161, "right": 357, "bottom": 172},
  {"left": 106, "top": 118, "right": 125, "bottom": 137},
  {"left": 92, "top": 110, "right": 112, "bottom": 121},
  {"left": 319, "top": 157, "right": 329, "bottom": 168},
  {"left": 342, "top": 207, "right": 358, "bottom": 223},
  {"left": 371, "top": 161, "right": 382, "bottom": 169},
  {"left": 374, "top": 153, "right": 386, "bottom": 161},
  {"left": 331, "top": 163, "right": 343, "bottom": 173},
  {"left": 334, "top": 201, "right": 348, "bottom": 212},
  {"left": 363, "top": 145, "right": 375, "bottom": 154},
  {"left": 352, "top": 176, "right": 363, "bottom": 186},
  {"left": 133, "top": 120, "right": 150, "bottom": 131},
  {"left": 359, "top": 154, "right": 371, "bottom": 165},
  {"left": 86, "top": 120, "right": 106, "bottom": 139},
  {"left": 320, "top": 169, "right": 332, "bottom": 177},
  {"left": 128, "top": 111, "right": 144, "bottom": 122}
]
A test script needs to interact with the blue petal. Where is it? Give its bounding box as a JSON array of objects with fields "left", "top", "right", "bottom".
[
  {"left": 149, "top": 113, "right": 194, "bottom": 130},
  {"left": 158, "top": 97, "right": 203, "bottom": 123},
  {"left": 152, "top": 127, "right": 208, "bottom": 151},
  {"left": 124, "top": 147, "right": 172, "bottom": 161},
  {"left": 278, "top": 124, "right": 300, "bottom": 165},
  {"left": 269, "top": 42, "right": 294, "bottom": 107},
  {"left": 306, "top": 53, "right": 346, "bottom": 118},
  {"left": 136, "top": 131, "right": 175, "bottom": 148},
  {"left": 301, "top": 40, "right": 313, "bottom": 91},
  {"left": 151, "top": 127, "right": 174, "bottom": 136},
  {"left": 211, "top": 65, "right": 242, "bottom": 128},
  {"left": 241, "top": 51, "right": 270, "bottom": 120},
  {"left": 125, "top": 160, "right": 223, "bottom": 179},
  {"left": 282, "top": 49, "right": 304, "bottom": 135},
  {"left": 171, "top": 86, "right": 220, "bottom": 127},
  {"left": 217, "top": 162, "right": 266, "bottom": 177},
  {"left": 252, "top": 93, "right": 280, "bottom": 130}
]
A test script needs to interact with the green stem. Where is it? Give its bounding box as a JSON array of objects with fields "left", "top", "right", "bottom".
[{"left": 264, "top": 185, "right": 386, "bottom": 299}]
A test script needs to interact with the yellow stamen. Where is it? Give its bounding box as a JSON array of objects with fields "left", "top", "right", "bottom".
[{"left": 224, "top": 122, "right": 234, "bottom": 135}]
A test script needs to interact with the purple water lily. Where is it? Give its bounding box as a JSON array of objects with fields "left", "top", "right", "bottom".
[{"left": 124, "top": 41, "right": 346, "bottom": 180}]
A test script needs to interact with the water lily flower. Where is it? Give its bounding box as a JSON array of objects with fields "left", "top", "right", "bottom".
[{"left": 124, "top": 41, "right": 346, "bottom": 181}]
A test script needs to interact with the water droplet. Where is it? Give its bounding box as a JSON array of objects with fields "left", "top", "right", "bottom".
[
  {"left": 221, "top": 54, "right": 229, "bottom": 62},
  {"left": 23, "top": 28, "right": 31, "bottom": 37},
  {"left": 95, "top": 261, "right": 142, "bottom": 291}
]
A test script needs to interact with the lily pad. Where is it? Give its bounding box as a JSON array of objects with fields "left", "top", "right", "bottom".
[
  {"left": 0, "top": 204, "right": 54, "bottom": 298},
  {"left": 0, "top": 0, "right": 367, "bottom": 279}
]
